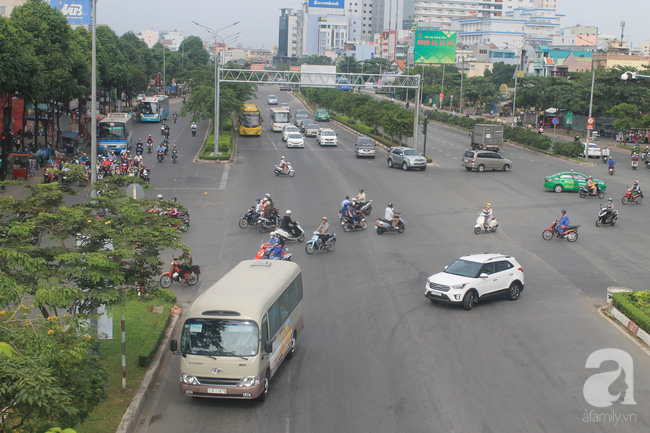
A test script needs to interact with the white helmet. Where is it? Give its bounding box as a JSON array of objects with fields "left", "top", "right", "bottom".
[
  {"left": 286, "top": 210, "right": 291, "bottom": 215},
  {"left": 157, "top": 194, "right": 163, "bottom": 200}
]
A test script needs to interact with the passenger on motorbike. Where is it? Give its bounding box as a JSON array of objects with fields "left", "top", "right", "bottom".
[
  {"left": 280, "top": 156, "right": 288, "bottom": 174},
  {"left": 341, "top": 196, "right": 350, "bottom": 211},
  {"left": 343, "top": 202, "right": 362, "bottom": 227},
  {"left": 316, "top": 217, "right": 331, "bottom": 245},
  {"left": 557, "top": 209, "right": 569, "bottom": 236},
  {"left": 263, "top": 193, "right": 274, "bottom": 208},
  {"left": 281, "top": 210, "right": 298, "bottom": 237},
  {"left": 263, "top": 202, "right": 279, "bottom": 226},
  {"left": 601, "top": 146, "right": 609, "bottom": 161},
  {"left": 482, "top": 203, "right": 493, "bottom": 229}
]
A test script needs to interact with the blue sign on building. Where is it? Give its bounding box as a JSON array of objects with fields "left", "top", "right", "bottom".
[
  {"left": 49, "top": 0, "right": 92, "bottom": 26},
  {"left": 309, "top": 0, "right": 345, "bottom": 9}
]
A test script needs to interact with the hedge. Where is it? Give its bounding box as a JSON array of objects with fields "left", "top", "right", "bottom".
[
  {"left": 612, "top": 290, "right": 650, "bottom": 334},
  {"left": 200, "top": 118, "right": 233, "bottom": 161}
]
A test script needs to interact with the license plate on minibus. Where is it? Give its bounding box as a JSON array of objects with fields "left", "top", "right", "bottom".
[{"left": 207, "top": 388, "right": 227, "bottom": 394}]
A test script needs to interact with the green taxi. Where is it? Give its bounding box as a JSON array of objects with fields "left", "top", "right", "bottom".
[
  {"left": 544, "top": 171, "right": 606, "bottom": 193},
  {"left": 315, "top": 108, "right": 330, "bottom": 121}
]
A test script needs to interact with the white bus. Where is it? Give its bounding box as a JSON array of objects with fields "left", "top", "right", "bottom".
[
  {"left": 98, "top": 113, "right": 134, "bottom": 153},
  {"left": 138, "top": 95, "right": 169, "bottom": 122},
  {"left": 170, "top": 260, "right": 304, "bottom": 401},
  {"left": 269, "top": 107, "right": 291, "bottom": 132}
]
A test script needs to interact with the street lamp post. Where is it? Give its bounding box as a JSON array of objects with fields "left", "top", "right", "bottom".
[{"left": 193, "top": 20, "right": 239, "bottom": 157}]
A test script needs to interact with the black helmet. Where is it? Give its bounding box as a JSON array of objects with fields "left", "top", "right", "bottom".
[{"left": 388, "top": 203, "right": 393, "bottom": 207}]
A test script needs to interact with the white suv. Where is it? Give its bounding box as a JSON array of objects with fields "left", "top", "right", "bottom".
[{"left": 425, "top": 253, "right": 525, "bottom": 310}]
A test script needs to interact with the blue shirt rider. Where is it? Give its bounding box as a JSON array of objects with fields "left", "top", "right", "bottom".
[
  {"left": 156, "top": 144, "right": 166, "bottom": 154},
  {"left": 343, "top": 202, "right": 361, "bottom": 226},
  {"left": 270, "top": 243, "right": 284, "bottom": 260},
  {"left": 608, "top": 158, "right": 615, "bottom": 170},
  {"left": 557, "top": 209, "right": 569, "bottom": 236}
]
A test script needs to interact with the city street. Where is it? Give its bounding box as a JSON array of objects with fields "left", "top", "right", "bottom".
[{"left": 135, "top": 88, "right": 650, "bottom": 433}]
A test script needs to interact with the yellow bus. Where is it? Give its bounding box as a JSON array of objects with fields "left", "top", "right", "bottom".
[
  {"left": 170, "top": 260, "right": 304, "bottom": 401},
  {"left": 238, "top": 103, "right": 263, "bottom": 136}
]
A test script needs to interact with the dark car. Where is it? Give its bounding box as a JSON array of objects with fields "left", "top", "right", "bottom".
[{"left": 355, "top": 137, "right": 376, "bottom": 158}]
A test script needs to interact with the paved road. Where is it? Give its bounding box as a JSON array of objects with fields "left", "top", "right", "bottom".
[{"left": 135, "top": 88, "right": 650, "bottom": 433}]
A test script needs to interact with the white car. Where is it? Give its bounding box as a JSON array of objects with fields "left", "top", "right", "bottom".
[
  {"left": 424, "top": 253, "right": 525, "bottom": 310},
  {"left": 317, "top": 128, "right": 338, "bottom": 146},
  {"left": 580, "top": 142, "right": 601, "bottom": 158},
  {"left": 286, "top": 132, "right": 305, "bottom": 148},
  {"left": 136, "top": 94, "right": 146, "bottom": 102},
  {"left": 282, "top": 125, "right": 300, "bottom": 141},
  {"left": 268, "top": 95, "right": 278, "bottom": 105}
]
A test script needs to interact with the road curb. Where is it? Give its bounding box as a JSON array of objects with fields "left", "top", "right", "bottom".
[{"left": 116, "top": 307, "right": 181, "bottom": 433}]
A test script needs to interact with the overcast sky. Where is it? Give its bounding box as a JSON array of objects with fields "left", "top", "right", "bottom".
[{"left": 96, "top": 1, "right": 649, "bottom": 49}]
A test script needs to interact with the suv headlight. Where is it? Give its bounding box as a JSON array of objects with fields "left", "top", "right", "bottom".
[
  {"left": 238, "top": 375, "right": 260, "bottom": 388},
  {"left": 180, "top": 373, "right": 199, "bottom": 385},
  {"left": 450, "top": 283, "right": 466, "bottom": 290}
]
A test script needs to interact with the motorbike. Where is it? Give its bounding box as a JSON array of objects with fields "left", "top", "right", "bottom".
[
  {"left": 473, "top": 211, "right": 498, "bottom": 234},
  {"left": 342, "top": 213, "right": 368, "bottom": 232},
  {"left": 376, "top": 213, "right": 406, "bottom": 234},
  {"left": 602, "top": 153, "right": 609, "bottom": 163},
  {"left": 305, "top": 232, "right": 336, "bottom": 254},
  {"left": 146, "top": 142, "right": 153, "bottom": 153},
  {"left": 542, "top": 221, "right": 580, "bottom": 242},
  {"left": 171, "top": 149, "right": 178, "bottom": 163},
  {"left": 275, "top": 223, "right": 305, "bottom": 242},
  {"left": 622, "top": 188, "right": 643, "bottom": 205},
  {"left": 135, "top": 144, "right": 144, "bottom": 155},
  {"left": 239, "top": 206, "right": 260, "bottom": 229},
  {"left": 173, "top": 115, "right": 177, "bottom": 123},
  {"left": 274, "top": 162, "right": 295, "bottom": 177},
  {"left": 596, "top": 205, "right": 618, "bottom": 227},
  {"left": 608, "top": 162, "right": 615, "bottom": 175},
  {"left": 159, "top": 259, "right": 200, "bottom": 288},
  {"left": 160, "top": 124, "right": 166, "bottom": 135},
  {"left": 632, "top": 160, "right": 638, "bottom": 170},
  {"left": 579, "top": 185, "right": 604, "bottom": 199},
  {"left": 351, "top": 198, "right": 373, "bottom": 215},
  {"left": 157, "top": 150, "right": 164, "bottom": 162},
  {"left": 191, "top": 128, "right": 196, "bottom": 137},
  {"left": 254, "top": 242, "right": 292, "bottom": 261},
  {"left": 162, "top": 139, "right": 169, "bottom": 154},
  {"left": 258, "top": 215, "right": 279, "bottom": 233},
  {"left": 165, "top": 208, "right": 190, "bottom": 225},
  {"left": 140, "top": 171, "right": 150, "bottom": 183}
]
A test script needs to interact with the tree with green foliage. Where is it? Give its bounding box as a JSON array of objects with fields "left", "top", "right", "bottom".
[
  {"left": 300, "top": 55, "right": 333, "bottom": 65},
  {"left": 610, "top": 103, "right": 639, "bottom": 134}
]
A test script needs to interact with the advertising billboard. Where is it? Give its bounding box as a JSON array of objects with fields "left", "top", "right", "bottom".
[
  {"left": 49, "top": 0, "right": 92, "bottom": 26},
  {"left": 414, "top": 31, "right": 457, "bottom": 64},
  {"left": 309, "top": 0, "right": 344, "bottom": 9}
]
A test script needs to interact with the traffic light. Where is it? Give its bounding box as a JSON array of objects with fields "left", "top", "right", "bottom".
[{"left": 155, "top": 73, "right": 161, "bottom": 87}]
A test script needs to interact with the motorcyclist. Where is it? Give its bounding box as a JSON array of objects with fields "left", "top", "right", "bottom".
[
  {"left": 173, "top": 112, "right": 178, "bottom": 122},
  {"left": 601, "top": 146, "right": 609, "bottom": 162},
  {"left": 146, "top": 135, "right": 154, "bottom": 145},
  {"left": 135, "top": 140, "right": 144, "bottom": 155},
  {"left": 316, "top": 216, "right": 331, "bottom": 245},
  {"left": 140, "top": 166, "right": 150, "bottom": 182},
  {"left": 632, "top": 152, "right": 639, "bottom": 168},
  {"left": 270, "top": 242, "right": 285, "bottom": 260},
  {"left": 557, "top": 209, "right": 569, "bottom": 236},
  {"left": 354, "top": 188, "right": 367, "bottom": 209},
  {"left": 171, "top": 143, "right": 178, "bottom": 160},
  {"left": 252, "top": 198, "right": 263, "bottom": 220},
  {"left": 574, "top": 134, "right": 580, "bottom": 142},
  {"left": 263, "top": 193, "right": 274, "bottom": 208},
  {"left": 385, "top": 203, "right": 399, "bottom": 228},
  {"left": 281, "top": 210, "right": 298, "bottom": 237},
  {"left": 482, "top": 203, "right": 493, "bottom": 229},
  {"left": 191, "top": 121, "right": 197, "bottom": 133},
  {"left": 163, "top": 124, "right": 170, "bottom": 138},
  {"left": 608, "top": 158, "right": 615, "bottom": 173},
  {"left": 631, "top": 180, "right": 642, "bottom": 199},
  {"left": 280, "top": 155, "right": 288, "bottom": 174},
  {"left": 605, "top": 198, "right": 615, "bottom": 221},
  {"left": 341, "top": 196, "right": 351, "bottom": 214},
  {"left": 642, "top": 147, "right": 649, "bottom": 161},
  {"left": 173, "top": 249, "right": 193, "bottom": 280},
  {"left": 343, "top": 201, "right": 362, "bottom": 227},
  {"left": 587, "top": 176, "right": 597, "bottom": 195},
  {"left": 263, "top": 201, "right": 279, "bottom": 226}
]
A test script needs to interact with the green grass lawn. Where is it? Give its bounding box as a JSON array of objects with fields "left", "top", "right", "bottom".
[{"left": 75, "top": 295, "right": 174, "bottom": 433}]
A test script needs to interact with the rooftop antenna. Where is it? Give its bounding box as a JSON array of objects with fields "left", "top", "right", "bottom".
[{"left": 620, "top": 21, "right": 625, "bottom": 45}]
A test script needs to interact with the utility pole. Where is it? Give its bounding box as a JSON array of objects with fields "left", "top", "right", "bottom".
[{"left": 459, "top": 55, "right": 464, "bottom": 114}]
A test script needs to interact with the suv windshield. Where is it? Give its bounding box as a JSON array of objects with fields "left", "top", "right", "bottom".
[
  {"left": 321, "top": 130, "right": 335, "bottom": 136},
  {"left": 444, "top": 259, "right": 483, "bottom": 278},
  {"left": 180, "top": 319, "right": 259, "bottom": 358},
  {"left": 357, "top": 138, "right": 374, "bottom": 146},
  {"left": 404, "top": 149, "right": 419, "bottom": 156}
]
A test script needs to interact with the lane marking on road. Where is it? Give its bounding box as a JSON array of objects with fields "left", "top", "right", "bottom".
[
  {"left": 285, "top": 418, "right": 290, "bottom": 433},
  {"left": 219, "top": 164, "right": 230, "bottom": 190}
]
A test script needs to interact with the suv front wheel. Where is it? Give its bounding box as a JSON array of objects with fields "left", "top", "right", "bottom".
[
  {"left": 462, "top": 290, "right": 477, "bottom": 310},
  {"left": 387, "top": 159, "right": 394, "bottom": 168}
]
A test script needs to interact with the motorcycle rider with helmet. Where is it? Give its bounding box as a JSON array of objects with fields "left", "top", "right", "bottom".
[
  {"left": 343, "top": 201, "right": 362, "bottom": 227},
  {"left": 631, "top": 180, "right": 642, "bottom": 198},
  {"left": 605, "top": 198, "right": 615, "bottom": 221},
  {"left": 482, "top": 203, "right": 493, "bottom": 230},
  {"left": 354, "top": 188, "right": 367, "bottom": 210},
  {"left": 557, "top": 209, "right": 569, "bottom": 236},
  {"left": 173, "top": 249, "right": 193, "bottom": 280},
  {"left": 608, "top": 158, "right": 615, "bottom": 173},
  {"left": 191, "top": 121, "right": 197, "bottom": 134},
  {"left": 587, "top": 176, "right": 597, "bottom": 195},
  {"left": 281, "top": 210, "right": 298, "bottom": 237},
  {"left": 316, "top": 217, "right": 331, "bottom": 245},
  {"left": 385, "top": 203, "right": 399, "bottom": 228}
]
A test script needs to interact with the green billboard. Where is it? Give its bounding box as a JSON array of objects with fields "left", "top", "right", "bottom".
[{"left": 414, "top": 31, "right": 457, "bottom": 64}]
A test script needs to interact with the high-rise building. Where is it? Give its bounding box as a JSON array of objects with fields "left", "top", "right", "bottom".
[
  {"left": 345, "top": 0, "right": 373, "bottom": 42},
  {"left": 278, "top": 8, "right": 292, "bottom": 57},
  {"left": 137, "top": 29, "right": 161, "bottom": 49},
  {"left": 373, "top": 0, "right": 404, "bottom": 34}
]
